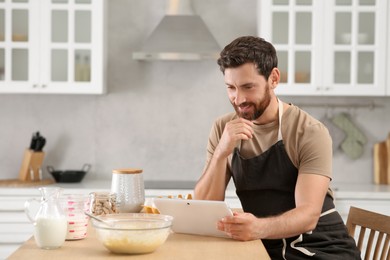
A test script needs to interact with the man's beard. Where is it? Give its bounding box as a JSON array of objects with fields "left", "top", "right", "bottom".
[{"left": 232, "top": 85, "right": 271, "bottom": 121}]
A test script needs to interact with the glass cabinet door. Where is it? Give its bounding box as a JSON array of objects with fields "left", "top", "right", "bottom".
[
  {"left": 0, "top": 0, "right": 39, "bottom": 92},
  {"left": 333, "top": 0, "right": 375, "bottom": 85},
  {"left": 259, "top": 0, "right": 320, "bottom": 95},
  {"left": 259, "top": 0, "right": 387, "bottom": 96},
  {"left": 327, "top": 0, "right": 386, "bottom": 95},
  {"left": 40, "top": 0, "right": 93, "bottom": 89},
  {"left": 0, "top": 0, "right": 104, "bottom": 94}
]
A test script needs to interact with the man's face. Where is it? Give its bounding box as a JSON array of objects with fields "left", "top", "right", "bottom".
[{"left": 224, "top": 63, "right": 272, "bottom": 122}]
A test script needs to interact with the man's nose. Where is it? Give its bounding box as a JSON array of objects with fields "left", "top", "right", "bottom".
[{"left": 234, "top": 89, "right": 246, "bottom": 105}]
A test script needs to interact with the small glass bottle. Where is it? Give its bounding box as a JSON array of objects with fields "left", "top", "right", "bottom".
[
  {"left": 89, "top": 192, "right": 118, "bottom": 216},
  {"left": 111, "top": 168, "right": 145, "bottom": 213}
]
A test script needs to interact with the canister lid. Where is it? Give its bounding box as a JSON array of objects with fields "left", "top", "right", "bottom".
[{"left": 112, "top": 168, "right": 143, "bottom": 174}]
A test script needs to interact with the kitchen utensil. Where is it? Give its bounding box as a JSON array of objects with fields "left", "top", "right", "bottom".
[
  {"left": 84, "top": 211, "right": 114, "bottom": 227},
  {"left": 387, "top": 134, "right": 390, "bottom": 184},
  {"left": 18, "top": 149, "right": 45, "bottom": 181},
  {"left": 111, "top": 168, "right": 145, "bottom": 213},
  {"left": 47, "top": 164, "right": 91, "bottom": 183},
  {"left": 61, "top": 194, "right": 90, "bottom": 240},
  {"left": 29, "top": 132, "right": 46, "bottom": 152},
  {"left": 24, "top": 187, "right": 67, "bottom": 249},
  {"left": 373, "top": 133, "right": 390, "bottom": 184},
  {"left": 91, "top": 213, "right": 173, "bottom": 254}
]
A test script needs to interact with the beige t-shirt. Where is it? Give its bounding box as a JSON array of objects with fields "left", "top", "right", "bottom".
[{"left": 204, "top": 104, "right": 333, "bottom": 180}]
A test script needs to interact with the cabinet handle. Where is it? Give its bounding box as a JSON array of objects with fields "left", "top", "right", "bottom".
[
  {"left": 42, "top": 84, "right": 47, "bottom": 88},
  {"left": 33, "top": 84, "right": 38, "bottom": 88}
]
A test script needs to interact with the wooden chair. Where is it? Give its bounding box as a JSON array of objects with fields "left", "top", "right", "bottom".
[{"left": 346, "top": 206, "right": 390, "bottom": 260}]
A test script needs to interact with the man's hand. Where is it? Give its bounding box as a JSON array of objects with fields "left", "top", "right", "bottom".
[
  {"left": 217, "top": 212, "right": 262, "bottom": 241},
  {"left": 217, "top": 174, "right": 331, "bottom": 241},
  {"left": 215, "top": 118, "right": 254, "bottom": 158}
]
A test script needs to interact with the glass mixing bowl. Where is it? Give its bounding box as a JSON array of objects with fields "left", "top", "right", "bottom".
[{"left": 91, "top": 213, "right": 173, "bottom": 254}]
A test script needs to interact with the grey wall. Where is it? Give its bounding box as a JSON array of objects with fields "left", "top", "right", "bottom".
[{"left": 0, "top": 0, "right": 389, "bottom": 185}]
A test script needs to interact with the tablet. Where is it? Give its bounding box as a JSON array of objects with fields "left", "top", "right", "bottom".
[{"left": 153, "top": 198, "right": 233, "bottom": 238}]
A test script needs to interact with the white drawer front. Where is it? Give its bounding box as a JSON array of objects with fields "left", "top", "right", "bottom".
[{"left": 0, "top": 223, "right": 33, "bottom": 238}]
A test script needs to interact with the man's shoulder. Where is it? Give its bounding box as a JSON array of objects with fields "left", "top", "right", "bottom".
[
  {"left": 286, "top": 104, "right": 322, "bottom": 125},
  {"left": 284, "top": 104, "right": 330, "bottom": 137}
]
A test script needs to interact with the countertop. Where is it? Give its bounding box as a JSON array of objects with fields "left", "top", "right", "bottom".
[
  {"left": 1, "top": 179, "right": 390, "bottom": 199},
  {"left": 8, "top": 222, "right": 271, "bottom": 260}
]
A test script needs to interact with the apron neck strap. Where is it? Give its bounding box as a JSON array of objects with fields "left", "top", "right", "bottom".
[{"left": 277, "top": 98, "right": 283, "bottom": 141}]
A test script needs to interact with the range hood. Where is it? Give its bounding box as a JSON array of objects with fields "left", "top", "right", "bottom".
[{"left": 133, "top": 0, "right": 221, "bottom": 61}]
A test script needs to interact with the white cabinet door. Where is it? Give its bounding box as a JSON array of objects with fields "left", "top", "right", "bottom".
[
  {"left": 0, "top": 1, "right": 40, "bottom": 93},
  {"left": 258, "top": 0, "right": 387, "bottom": 96},
  {"left": 0, "top": 0, "right": 106, "bottom": 94},
  {"left": 39, "top": 0, "right": 106, "bottom": 94}
]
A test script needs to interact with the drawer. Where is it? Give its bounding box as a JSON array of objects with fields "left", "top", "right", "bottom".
[
  {"left": 0, "top": 223, "right": 33, "bottom": 237},
  {"left": 0, "top": 232, "right": 32, "bottom": 244},
  {"left": 0, "top": 197, "right": 39, "bottom": 211},
  {"left": 0, "top": 212, "right": 30, "bottom": 223}
]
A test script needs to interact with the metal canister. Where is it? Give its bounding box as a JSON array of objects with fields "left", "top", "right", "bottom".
[{"left": 110, "top": 168, "right": 145, "bottom": 213}]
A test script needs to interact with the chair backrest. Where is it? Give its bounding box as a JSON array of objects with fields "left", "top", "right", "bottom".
[{"left": 346, "top": 206, "right": 390, "bottom": 260}]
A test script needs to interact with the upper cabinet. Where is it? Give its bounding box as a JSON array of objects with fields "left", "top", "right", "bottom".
[
  {"left": 258, "top": 0, "right": 388, "bottom": 96},
  {"left": 0, "top": 0, "right": 106, "bottom": 94}
]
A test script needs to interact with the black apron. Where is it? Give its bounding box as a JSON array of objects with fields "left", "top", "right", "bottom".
[{"left": 231, "top": 100, "right": 361, "bottom": 260}]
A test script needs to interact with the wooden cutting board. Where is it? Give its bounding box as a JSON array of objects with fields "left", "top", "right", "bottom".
[
  {"left": 0, "top": 178, "right": 55, "bottom": 187},
  {"left": 387, "top": 133, "right": 390, "bottom": 184},
  {"left": 374, "top": 133, "right": 390, "bottom": 184}
]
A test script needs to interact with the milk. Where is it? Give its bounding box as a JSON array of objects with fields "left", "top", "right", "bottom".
[{"left": 34, "top": 217, "right": 67, "bottom": 249}]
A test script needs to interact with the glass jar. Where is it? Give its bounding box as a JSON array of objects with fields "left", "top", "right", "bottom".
[
  {"left": 111, "top": 168, "right": 145, "bottom": 213},
  {"left": 89, "top": 192, "right": 118, "bottom": 216}
]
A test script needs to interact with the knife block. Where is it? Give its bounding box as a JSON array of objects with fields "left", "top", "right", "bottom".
[{"left": 18, "top": 149, "right": 45, "bottom": 181}]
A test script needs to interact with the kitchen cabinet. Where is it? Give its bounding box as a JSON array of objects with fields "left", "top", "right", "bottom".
[
  {"left": 0, "top": 0, "right": 106, "bottom": 94},
  {"left": 0, "top": 195, "right": 38, "bottom": 259},
  {"left": 258, "top": 0, "right": 388, "bottom": 96},
  {"left": 331, "top": 183, "right": 390, "bottom": 223},
  {"left": 1, "top": 181, "right": 388, "bottom": 259}
]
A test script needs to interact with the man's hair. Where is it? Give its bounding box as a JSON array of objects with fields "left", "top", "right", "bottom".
[{"left": 217, "top": 36, "right": 278, "bottom": 80}]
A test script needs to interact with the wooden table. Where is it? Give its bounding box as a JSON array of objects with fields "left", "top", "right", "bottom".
[{"left": 8, "top": 224, "right": 270, "bottom": 260}]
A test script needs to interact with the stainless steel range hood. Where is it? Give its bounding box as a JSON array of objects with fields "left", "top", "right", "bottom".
[{"left": 133, "top": 0, "right": 221, "bottom": 61}]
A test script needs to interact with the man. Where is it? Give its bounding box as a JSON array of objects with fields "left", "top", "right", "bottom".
[{"left": 194, "top": 36, "right": 361, "bottom": 259}]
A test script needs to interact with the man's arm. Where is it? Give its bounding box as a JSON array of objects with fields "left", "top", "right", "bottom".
[
  {"left": 194, "top": 118, "right": 254, "bottom": 200},
  {"left": 193, "top": 149, "right": 231, "bottom": 201},
  {"left": 218, "top": 173, "right": 330, "bottom": 240}
]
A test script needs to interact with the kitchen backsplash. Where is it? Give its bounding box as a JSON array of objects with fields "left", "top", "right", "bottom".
[{"left": 0, "top": 0, "right": 389, "bottom": 185}]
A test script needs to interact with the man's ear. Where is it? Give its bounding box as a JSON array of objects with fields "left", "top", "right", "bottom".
[{"left": 269, "top": 68, "right": 280, "bottom": 88}]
